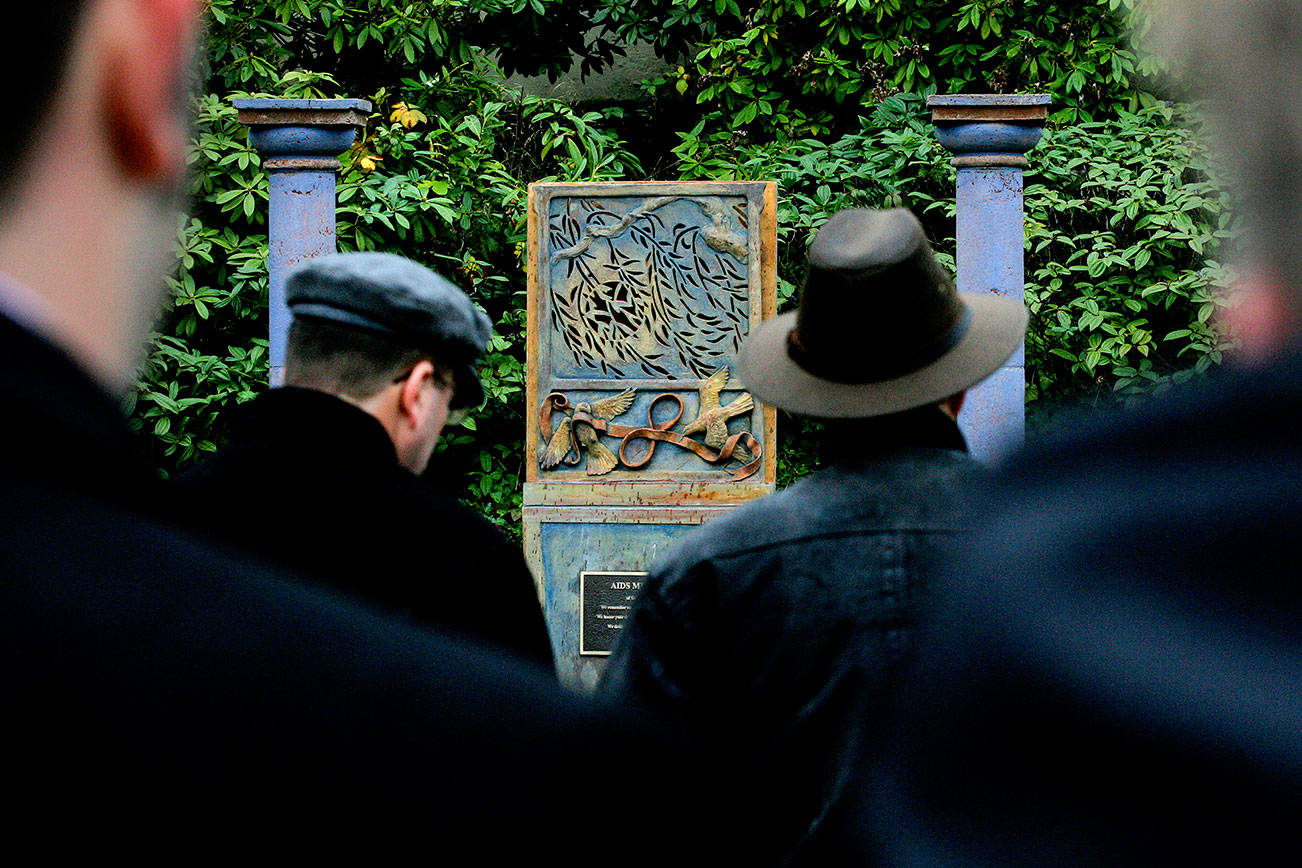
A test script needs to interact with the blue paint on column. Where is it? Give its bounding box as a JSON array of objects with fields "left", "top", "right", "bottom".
[
  {"left": 266, "top": 170, "right": 337, "bottom": 375},
  {"left": 248, "top": 126, "right": 358, "bottom": 157},
  {"left": 936, "top": 123, "right": 1044, "bottom": 158},
  {"left": 954, "top": 166, "right": 1028, "bottom": 458},
  {"left": 233, "top": 98, "right": 371, "bottom": 383},
  {"left": 929, "top": 94, "right": 1049, "bottom": 463}
]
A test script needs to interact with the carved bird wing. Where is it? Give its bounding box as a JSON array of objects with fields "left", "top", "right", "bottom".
[
  {"left": 698, "top": 367, "right": 729, "bottom": 414},
  {"left": 539, "top": 417, "right": 576, "bottom": 469},
  {"left": 728, "top": 440, "right": 754, "bottom": 465},
  {"left": 708, "top": 393, "right": 755, "bottom": 459},
  {"left": 588, "top": 388, "right": 636, "bottom": 420},
  {"left": 721, "top": 392, "right": 753, "bottom": 420},
  {"left": 704, "top": 416, "right": 729, "bottom": 449},
  {"left": 704, "top": 417, "right": 756, "bottom": 467}
]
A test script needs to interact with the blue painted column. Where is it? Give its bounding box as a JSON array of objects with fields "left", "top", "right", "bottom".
[
  {"left": 234, "top": 98, "right": 371, "bottom": 383},
  {"left": 928, "top": 94, "right": 1049, "bottom": 462}
]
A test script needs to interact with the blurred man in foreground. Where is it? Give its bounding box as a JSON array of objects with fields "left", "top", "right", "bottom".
[
  {"left": 868, "top": 2, "right": 1302, "bottom": 864},
  {"left": 179, "top": 252, "right": 552, "bottom": 666},
  {"left": 0, "top": 2, "right": 711, "bottom": 856}
]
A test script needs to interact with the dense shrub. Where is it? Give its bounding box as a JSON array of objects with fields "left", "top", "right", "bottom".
[
  {"left": 1022, "top": 106, "right": 1231, "bottom": 413},
  {"left": 130, "top": 0, "right": 1228, "bottom": 527},
  {"left": 130, "top": 2, "right": 642, "bottom": 535},
  {"left": 601, "top": 0, "right": 1151, "bottom": 137},
  {"left": 675, "top": 94, "right": 1229, "bottom": 479}
]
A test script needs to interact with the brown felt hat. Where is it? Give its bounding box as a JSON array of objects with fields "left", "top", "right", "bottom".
[{"left": 736, "top": 207, "right": 1027, "bottom": 418}]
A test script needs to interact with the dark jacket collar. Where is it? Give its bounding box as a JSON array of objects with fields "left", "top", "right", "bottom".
[
  {"left": 228, "top": 386, "right": 401, "bottom": 469},
  {"left": 0, "top": 312, "right": 155, "bottom": 497}
]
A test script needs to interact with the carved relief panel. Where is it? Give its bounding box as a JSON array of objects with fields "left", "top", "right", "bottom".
[{"left": 526, "top": 182, "right": 777, "bottom": 485}]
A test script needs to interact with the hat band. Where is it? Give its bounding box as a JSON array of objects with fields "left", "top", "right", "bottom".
[{"left": 787, "top": 304, "right": 973, "bottom": 385}]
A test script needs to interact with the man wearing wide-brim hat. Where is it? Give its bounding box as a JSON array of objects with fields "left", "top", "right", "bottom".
[
  {"left": 177, "top": 251, "right": 553, "bottom": 669},
  {"left": 596, "top": 207, "right": 1026, "bottom": 865}
]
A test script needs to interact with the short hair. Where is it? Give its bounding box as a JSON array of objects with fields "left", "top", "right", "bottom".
[
  {"left": 2, "top": 5, "right": 86, "bottom": 199},
  {"left": 285, "top": 316, "right": 441, "bottom": 402}
]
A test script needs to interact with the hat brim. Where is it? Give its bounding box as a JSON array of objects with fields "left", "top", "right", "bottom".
[{"left": 735, "top": 292, "right": 1028, "bottom": 418}]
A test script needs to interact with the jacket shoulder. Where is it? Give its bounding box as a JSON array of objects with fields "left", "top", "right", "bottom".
[{"left": 663, "top": 449, "right": 979, "bottom": 568}]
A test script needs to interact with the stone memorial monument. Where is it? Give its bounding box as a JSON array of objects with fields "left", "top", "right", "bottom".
[{"left": 524, "top": 181, "right": 778, "bottom": 689}]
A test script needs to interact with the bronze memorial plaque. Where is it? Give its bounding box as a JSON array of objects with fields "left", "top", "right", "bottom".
[
  {"left": 579, "top": 571, "right": 648, "bottom": 656},
  {"left": 524, "top": 181, "right": 778, "bottom": 690}
]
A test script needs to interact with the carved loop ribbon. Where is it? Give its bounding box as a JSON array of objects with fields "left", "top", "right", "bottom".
[{"left": 539, "top": 392, "right": 763, "bottom": 482}]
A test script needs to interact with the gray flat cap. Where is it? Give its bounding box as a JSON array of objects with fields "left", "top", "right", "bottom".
[{"left": 285, "top": 251, "right": 493, "bottom": 409}]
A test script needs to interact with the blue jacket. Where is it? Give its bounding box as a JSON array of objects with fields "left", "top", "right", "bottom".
[
  {"left": 869, "top": 358, "right": 1302, "bottom": 866},
  {"left": 598, "top": 408, "right": 979, "bottom": 866}
]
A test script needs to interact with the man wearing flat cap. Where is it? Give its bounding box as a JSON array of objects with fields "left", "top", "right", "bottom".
[
  {"left": 596, "top": 207, "right": 1026, "bottom": 865},
  {"left": 180, "top": 251, "right": 552, "bottom": 667}
]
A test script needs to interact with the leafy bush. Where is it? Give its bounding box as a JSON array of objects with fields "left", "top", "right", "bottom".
[
  {"left": 131, "top": 0, "right": 1228, "bottom": 531},
  {"left": 663, "top": 94, "right": 1229, "bottom": 429},
  {"left": 1023, "top": 106, "right": 1231, "bottom": 413},
  {"left": 601, "top": 0, "right": 1150, "bottom": 141}
]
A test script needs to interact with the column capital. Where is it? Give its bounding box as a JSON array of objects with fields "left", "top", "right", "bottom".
[
  {"left": 233, "top": 98, "right": 372, "bottom": 170},
  {"left": 928, "top": 94, "right": 1050, "bottom": 169}
]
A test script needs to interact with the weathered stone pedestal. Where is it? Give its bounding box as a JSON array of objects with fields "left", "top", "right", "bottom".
[
  {"left": 234, "top": 98, "right": 371, "bottom": 384},
  {"left": 524, "top": 182, "right": 778, "bottom": 690},
  {"left": 929, "top": 94, "right": 1050, "bottom": 461}
]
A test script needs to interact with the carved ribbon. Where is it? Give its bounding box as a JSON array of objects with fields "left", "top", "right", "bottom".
[
  {"left": 539, "top": 392, "right": 763, "bottom": 482},
  {"left": 538, "top": 393, "right": 581, "bottom": 466}
]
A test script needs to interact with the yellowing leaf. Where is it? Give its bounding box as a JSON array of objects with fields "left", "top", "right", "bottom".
[{"left": 389, "top": 102, "right": 428, "bottom": 129}]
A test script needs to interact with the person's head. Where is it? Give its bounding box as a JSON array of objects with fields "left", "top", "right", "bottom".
[
  {"left": 282, "top": 252, "right": 493, "bottom": 474},
  {"left": 0, "top": 1, "right": 202, "bottom": 391},
  {"left": 284, "top": 316, "right": 457, "bottom": 473},
  {"left": 735, "top": 207, "right": 1026, "bottom": 426}
]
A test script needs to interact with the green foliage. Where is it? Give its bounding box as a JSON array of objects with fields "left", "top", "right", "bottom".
[
  {"left": 204, "top": 0, "right": 619, "bottom": 89},
  {"left": 1023, "top": 106, "right": 1232, "bottom": 412},
  {"left": 600, "top": 0, "right": 1150, "bottom": 141},
  {"left": 662, "top": 94, "right": 1229, "bottom": 422},
  {"left": 131, "top": 0, "right": 1229, "bottom": 530},
  {"left": 127, "top": 89, "right": 273, "bottom": 468}
]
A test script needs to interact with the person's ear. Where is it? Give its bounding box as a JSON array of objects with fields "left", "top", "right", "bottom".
[
  {"left": 101, "top": 0, "right": 202, "bottom": 185},
  {"left": 396, "top": 359, "right": 437, "bottom": 427},
  {"left": 941, "top": 391, "right": 966, "bottom": 420}
]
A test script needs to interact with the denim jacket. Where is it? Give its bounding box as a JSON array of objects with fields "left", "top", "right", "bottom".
[{"left": 597, "top": 409, "right": 980, "bottom": 866}]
